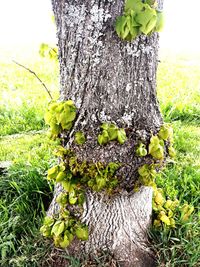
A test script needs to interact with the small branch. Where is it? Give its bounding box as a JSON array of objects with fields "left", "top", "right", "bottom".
[
  {"left": 13, "top": 60, "right": 53, "bottom": 100},
  {"left": 51, "top": 48, "right": 57, "bottom": 54}
]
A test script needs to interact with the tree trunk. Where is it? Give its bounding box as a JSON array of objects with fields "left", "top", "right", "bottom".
[{"left": 49, "top": 0, "right": 164, "bottom": 266}]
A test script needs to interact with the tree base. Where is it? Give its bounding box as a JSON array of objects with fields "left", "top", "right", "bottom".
[{"left": 48, "top": 186, "right": 155, "bottom": 266}]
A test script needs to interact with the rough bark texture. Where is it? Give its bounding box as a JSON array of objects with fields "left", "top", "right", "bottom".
[
  {"left": 82, "top": 187, "right": 154, "bottom": 266},
  {"left": 52, "top": 0, "right": 164, "bottom": 187},
  {"left": 48, "top": 186, "right": 155, "bottom": 267},
  {"left": 49, "top": 0, "right": 164, "bottom": 266}
]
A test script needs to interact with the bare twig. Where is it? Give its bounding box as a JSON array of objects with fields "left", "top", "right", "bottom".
[
  {"left": 12, "top": 60, "right": 53, "bottom": 100},
  {"left": 51, "top": 48, "right": 57, "bottom": 54}
]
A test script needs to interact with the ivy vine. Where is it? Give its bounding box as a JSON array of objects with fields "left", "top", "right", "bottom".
[{"left": 41, "top": 97, "right": 193, "bottom": 247}]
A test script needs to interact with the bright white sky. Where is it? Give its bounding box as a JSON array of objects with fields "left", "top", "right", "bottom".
[{"left": 0, "top": 0, "right": 199, "bottom": 53}]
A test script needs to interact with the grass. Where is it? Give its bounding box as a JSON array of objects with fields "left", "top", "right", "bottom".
[
  {"left": 0, "top": 133, "right": 58, "bottom": 266},
  {"left": 157, "top": 59, "right": 200, "bottom": 124},
  {"left": 0, "top": 54, "right": 59, "bottom": 136},
  {"left": 150, "top": 122, "right": 200, "bottom": 267},
  {"left": 0, "top": 48, "right": 199, "bottom": 266}
]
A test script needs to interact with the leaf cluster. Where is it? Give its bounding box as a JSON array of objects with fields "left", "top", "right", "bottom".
[
  {"left": 44, "top": 100, "right": 77, "bottom": 139},
  {"left": 138, "top": 163, "right": 157, "bottom": 186},
  {"left": 98, "top": 123, "right": 127, "bottom": 145},
  {"left": 40, "top": 213, "right": 88, "bottom": 249},
  {"left": 41, "top": 148, "right": 120, "bottom": 248},
  {"left": 149, "top": 135, "right": 165, "bottom": 160},
  {"left": 115, "top": 0, "right": 164, "bottom": 41},
  {"left": 137, "top": 163, "right": 194, "bottom": 228},
  {"left": 48, "top": 153, "right": 120, "bottom": 193},
  {"left": 153, "top": 188, "right": 194, "bottom": 228},
  {"left": 136, "top": 124, "right": 175, "bottom": 160}
]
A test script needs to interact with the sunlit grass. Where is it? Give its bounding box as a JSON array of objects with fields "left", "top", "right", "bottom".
[
  {"left": 157, "top": 60, "right": 200, "bottom": 123},
  {"left": 0, "top": 54, "right": 59, "bottom": 136}
]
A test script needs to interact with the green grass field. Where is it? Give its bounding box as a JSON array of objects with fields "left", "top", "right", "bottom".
[{"left": 0, "top": 49, "right": 199, "bottom": 266}]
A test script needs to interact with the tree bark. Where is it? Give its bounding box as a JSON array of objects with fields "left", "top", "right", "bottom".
[{"left": 49, "top": 0, "right": 164, "bottom": 266}]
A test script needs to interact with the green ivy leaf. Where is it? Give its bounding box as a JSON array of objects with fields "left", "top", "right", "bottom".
[
  {"left": 168, "top": 145, "right": 176, "bottom": 158},
  {"left": 40, "top": 225, "right": 52, "bottom": 237},
  {"left": 60, "top": 210, "right": 70, "bottom": 220},
  {"left": 75, "top": 131, "right": 86, "bottom": 145},
  {"left": 78, "top": 192, "right": 85, "bottom": 205},
  {"left": 138, "top": 164, "right": 149, "bottom": 177},
  {"left": 107, "top": 124, "right": 118, "bottom": 141},
  {"left": 149, "top": 135, "right": 160, "bottom": 153},
  {"left": 56, "top": 193, "right": 68, "bottom": 206},
  {"left": 98, "top": 130, "right": 109, "bottom": 145},
  {"left": 59, "top": 234, "right": 70, "bottom": 248},
  {"left": 75, "top": 225, "right": 89, "bottom": 241},
  {"left": 135, "top": 4, "right": 157, "bottom": 35},
  {"left": 125, "top": 0, "right": 144, "bottom": 14},
  {"left": 150, "top": 146, "right": 164, "bottom": 160},
  {"left": 61, "top": 181, "right": 72, "bottom": 192},
  {"left": 145, "top": 0, "right": 156, "bottom": 6},
  {"left": 155, "top": 11, "right": 164, "bottom": 32},
  {"left": 51, "top": 221, "right": 65, "bottom": 237},
  {"left": 47, "top": 165, "right": 59, "bottom": 180},
  {"left": 101, "top": 123, "right": 109, "bottom": 131},
  {"left": 63, "top": 104, "right": 77, "bottom": 122},
  {"left": 53, "top": 236, "right": 62, "bottom": 247},
  {"left": 117, "top": 128, "right": 127, "bottom": 144},
  {"left": 107, "top": 162, "right": 120, "bottom": 175},
  {"left": 49, "top": 102, "right": 59, "bottom": 111},
  {"left": 115, "top": 16, "right": 127, "bottom": 39},
  {"left": 44, "top": 111, "right": 53, "bottom": 125},
  {"left": 56, "top": 171, "right": 67, "bottom": 182},
  {"left": 122, "top": 25, "right": 130, "bottom": 39},
  {"left": 136, "top": 143, "right": 147, "bottom": 156},
  {"left": 43, "top": 216, "right": 54, "bottom": 227},
  {"left": 69, "top": 190, "right": 77, "bottom": 205},
  {"left": 154, "top": 189, "right": 165, "bottom": 206},
  {"left": 96, "top": 176, "right": 107, "bottom": 191},
  {"left": 158, "top": 124, "right": 172, "bottom": 140},
  {"left": 61, "top": 121, "right": 73, "bottom": 131},
  {"left": 159, "top": 212, "right": 171, "bottom": 225},
  {"left": 50, "top": 123, "right": 61, "bottom": 136}
]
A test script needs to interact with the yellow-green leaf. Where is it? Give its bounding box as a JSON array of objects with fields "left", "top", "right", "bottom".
[
  {"left": 160, "top": 213, "right": 171, "bottom": 225},
  {"left": 75, "top": 131, "right": 86, "bottom": 145},
  {"left": 75, "top": 226, "right": 89, "bottom": 241},
  {"left": 117, "top": 128, "right": 127, "bottom": 144}
]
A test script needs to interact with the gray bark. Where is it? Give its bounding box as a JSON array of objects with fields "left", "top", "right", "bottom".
[
  {"left": 48, "top": 186, "right": 155, "bottom": 267},
  {"left": 49, "top": 0, "right": 164, "bottom": 265},
  {"left": 82, "top": 187, "right": 154, "bottom": 266}
]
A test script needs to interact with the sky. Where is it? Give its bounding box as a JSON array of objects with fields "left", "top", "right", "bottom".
[
  {"left": 0, "top": 0, "right": 56, "bottom": 46},
  {"left": 160, "top": 0, "right": 200, "bottom": 53},
  {"left": 0, "top": 0, "right": 199, "bottom": 53}
]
